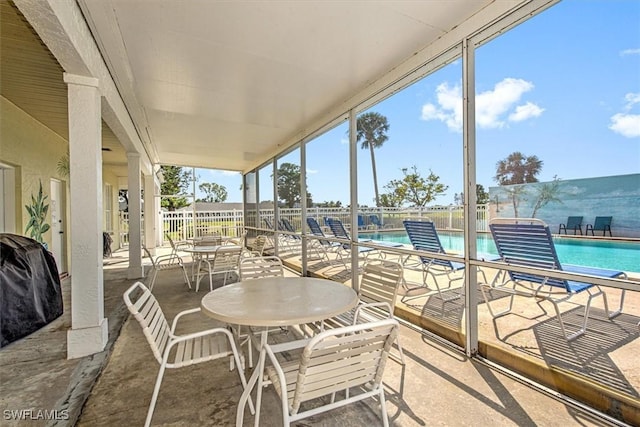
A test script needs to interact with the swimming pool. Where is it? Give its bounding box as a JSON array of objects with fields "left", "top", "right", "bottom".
[{"left": 360, "top": 231, "right": 640, "bottom": 273}]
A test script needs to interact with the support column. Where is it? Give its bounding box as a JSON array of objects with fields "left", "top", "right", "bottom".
[
  {"left": 127, "top": 153, "right": 143, "bottom": 278},
  {"left": 64, "top": 73, "right": 108, "bottom": 359},
  {"left": 143, "top": 173, "right": 156, "bottom": 254}
]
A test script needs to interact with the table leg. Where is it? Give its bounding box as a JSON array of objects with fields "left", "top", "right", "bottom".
[{"left": 236, "top": 330, "right": 268, "bottom": 427}]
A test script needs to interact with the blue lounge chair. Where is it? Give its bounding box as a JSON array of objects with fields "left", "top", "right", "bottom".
[
  {"left": 357, "top": 214, "right": 366, "bottom": 230},
  {"left": 485, "top": 218, "right": 625, "bottom": 341},
  {"left": 558, "top": 216, "right": 583, "bottom": 235},
  {"left": 369, "top": 214, "right": 383, "bottom": 229},
  {"left": 278, "top": 218, "right": 302, "bottom": 251},
  {"left": 263, "top": 217, "right": 275, "bottom": 230},
  {"left": 326, "top": 217, "right": 377, "bottom": 257},
  {"left": 585, "top": 216, "right": 612, "bottom": 237},
  {"left": 306, "top": 217, "right": 344, "bottom": 263},
  {"left": 403, "top": 219, "right": 491, "bottom": 303}
]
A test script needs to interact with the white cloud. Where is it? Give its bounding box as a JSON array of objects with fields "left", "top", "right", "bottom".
[
  {"left": 620, "top": 48, "right": 640, "bottom": 56},
  {"left": 609, "top": 113, "right": 640, "bottom": 138},
  {"left": 340, "top": 137, "right": 349, "bottom": 145},
  {"left": 509, "top": 102, "right": 545, "bottom": 122},
  {"left": 221, "top": 170, "right": 241, "bottom": 176},
  {"left": 624, "top": 92, "right": 640, "bottom": 110},
  {"left": 421, "top": 78, "right": 542, "bottom": 132},
  {"left": 307, "top": 169, "right": 318, "bottom": 174},
  {"left": 608, "top": 92, "right": 640, "bottom": 138}
]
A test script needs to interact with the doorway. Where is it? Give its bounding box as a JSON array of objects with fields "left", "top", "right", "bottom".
[
  {"left": 0, "top": 165, "right": 16, "bottom": 233},
  {"left": 50, "top": 179, "right": 66, "bottom": 272}
]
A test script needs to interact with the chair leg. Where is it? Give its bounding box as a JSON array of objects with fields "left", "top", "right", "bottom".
[
  {"left": 181, "top": 266, "right": 191, "bottom": 289},
  {"left": 379, "top": 388, "right": 389, "bottom": 427},
  {"left": 145, "top": 364, "right": 167, "bottom": 427},
  {"left": 394, "top": 336, "right": 406, "bottom": 365},
  {"left": 149, "top": 269, "right": 158, "bottom": 291}
]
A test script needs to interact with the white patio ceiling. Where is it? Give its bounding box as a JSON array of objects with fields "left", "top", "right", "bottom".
[{"left": 77, "top": 0, "right": 538, "bottom": 173}]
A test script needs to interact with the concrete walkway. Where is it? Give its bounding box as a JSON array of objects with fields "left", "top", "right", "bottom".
[{"left": 0, "top": 251, "right": 625, "bottom": 426}]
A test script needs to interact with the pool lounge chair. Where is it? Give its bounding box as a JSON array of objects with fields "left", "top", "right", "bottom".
[
  {"left": 402, "top": 219, "right": 491, "bottom": 303},
  {"left": 306, "top": 217, "right": 344, "bottom": 263},
  {"left": 558, "top": 216, "right": 583, "bottom": 235},
  {"left": 585, "top": 216, "right": 613, "bottom": 237},
  {"left": 484, "top": 218, "right": 626, "bottom": 341},
  {"left": 326, "top": 217, "right": 377, "bottom": 266},
  {"left": 369, "top": 214, "right": 384, "bottom": 229},
  {"left": 327, "top": 217, "right": 403, "bottom": 259}
]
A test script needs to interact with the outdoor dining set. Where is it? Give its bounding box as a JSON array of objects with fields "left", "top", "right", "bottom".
[{"left": 128, "top": 216, "right": 634, "bottom": 426}]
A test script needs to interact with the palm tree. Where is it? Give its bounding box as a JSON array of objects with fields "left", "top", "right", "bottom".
[
  {"left": 494, "top": 151, "right": 543, "bottom": 185},
  {"left": 356, "top": 112, "right": 390, "bottom": 206}
]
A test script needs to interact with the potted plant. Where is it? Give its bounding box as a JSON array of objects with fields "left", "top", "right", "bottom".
[{"left": 25, "top": 180, "right": 51, "bottom": 249}]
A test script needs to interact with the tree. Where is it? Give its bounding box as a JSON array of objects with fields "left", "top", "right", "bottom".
[
  {"left": 530, "top": 176, "right": 563, "bottom": 218},
  {"left": 494, "top": 152, "right": 543, "bottom": 185},
  {"left": 197, "top": 182, "right": 228, "bottom": 203},
  {"left": 476, "top": 184, "right": 490, "bottom": 204},
  {"left": 383, "top": 166, "right": 448, "bottom": 207},
  {"left": 356, "top": 112, "right": 390, "bottom": 207},
  {"left": 454, "top": 184, "right": 490, "bottom": 205},
  {"left": 276, "top": 163, "right": 312, "bottom": 208},
  {"left": 504, "top": 185, "right": 528, "bottom": 218},
  {"left": 160, "top": 165, "right": 191, "bottom": 211}
]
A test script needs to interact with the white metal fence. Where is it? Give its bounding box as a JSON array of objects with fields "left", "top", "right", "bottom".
[{"left": 119, "top": 205, "right": 489, "bottom": 247}]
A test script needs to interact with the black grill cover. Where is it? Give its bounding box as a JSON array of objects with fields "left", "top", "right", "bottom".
[{"left": 0, "top": 234, "right": 63, "bottom": 348}]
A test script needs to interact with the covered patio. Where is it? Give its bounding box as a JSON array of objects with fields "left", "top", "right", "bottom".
[
  {"left": 1, "top": 0, "right": 639, "bottom": 426},
  {"left": 1, "top": 256, "right": 629, "bottom": 426}
]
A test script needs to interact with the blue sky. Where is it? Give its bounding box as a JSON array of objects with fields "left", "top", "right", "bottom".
[{"left": 195, "top": 0, "right": 639, "bottom": 205}]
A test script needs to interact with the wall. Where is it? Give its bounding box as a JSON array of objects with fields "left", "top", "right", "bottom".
[
  {"left": 489, "top": 174, "right": 640, "bottom": 238},
  {"left": 0, "top": 97, "right": 70, "bottom": 253}
]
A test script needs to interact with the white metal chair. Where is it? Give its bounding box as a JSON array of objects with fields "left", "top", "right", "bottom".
[
  {"left": 239, "top": 255, "right": 283, "bottom": 280},
  {"left": 248, "top": 235, "right": 268, "bottom": 256},
  {"left": 123, "top": 282, "right": 254, "bottom": 427},
  {"left": 165, "top": 233, "right": 191, "bottom": 257},
  {"left": 196, "top": 245, "right": 242, "bottom": 292},
  {"left": 324, "top": 260, "right": 405, "bottom": 364},
  {"left": 142, "top": 246, "right": 190, "bottom": 291},
  {"left": 252, "top": 318, "right": 399, "bottom": 427},
  {"left": 237, "top": 256, "right": 285, "bottom": 367}
]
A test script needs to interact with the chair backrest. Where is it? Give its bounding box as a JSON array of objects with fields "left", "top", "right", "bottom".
[
  {"left": 195, "top": 235, "right": 222, "bottom": 246},
  {"left": 141, "top": 246, "right": 157, "bottom": 268},
  {"left": 489, "top": 218, "right": 568, "bottom": 290},
  {"left": 123, "top": 282, "right": 171, "bottom": 364},
  {"left": 403, "top": 219, "right": 453, "bottom": 269},
  {"left": 290, "top": 319, "right": 398, "bottom": 414},
  {"left": 307, "top": 217, "right": 333, "bottom": 248},
  {"left": 326, "top": 218, "right": 350, "bottom": 249},
  {"left": 369, "top": 215, "right": 382, "bottom": 227},
  {"left": 263, "top": 217, "right": 274, "bottom": 230},
  {"left": 565, "top": 216, "right": 583, "bottom": 228},
  {"left": 212, "top": 246, "right": 242, "bottom": 272},
  {"left": 359, "top": 261, "right": 403, "bottom": 313},
  {"left": 239, "top": 256, "right": 284, "bottom": 280},
  {"left": 280, "top": 218, "right": 295, "bottom": 232},
  {"left": 593, "top": 216, "right": 612, "bottom": 230},
  {"left": 252, "top": 235, "right": 267, "bottom": 255},
  {"left": 165, "top": 233, "right": 178, "bottom": 253}
]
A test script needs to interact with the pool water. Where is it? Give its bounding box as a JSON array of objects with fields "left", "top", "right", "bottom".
[{"left": 360, "top": 231, "right": 640, "bottom": 273}]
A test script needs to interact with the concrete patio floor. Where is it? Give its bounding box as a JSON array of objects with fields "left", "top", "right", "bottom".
[{"left": 0, "top": 245, "right": 637, "bottom": 426}]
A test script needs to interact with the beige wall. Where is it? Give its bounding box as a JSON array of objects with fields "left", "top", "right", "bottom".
[
  {"left": 1, "top": 96, "right": 127, "bottom": 270},
  {"left": 0, "top": 97, "right": 69, "bottom": 246}
]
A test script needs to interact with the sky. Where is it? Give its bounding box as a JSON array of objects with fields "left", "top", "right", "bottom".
[{"left": 192, "top": 0, "right": 639, "bottom": 206}]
